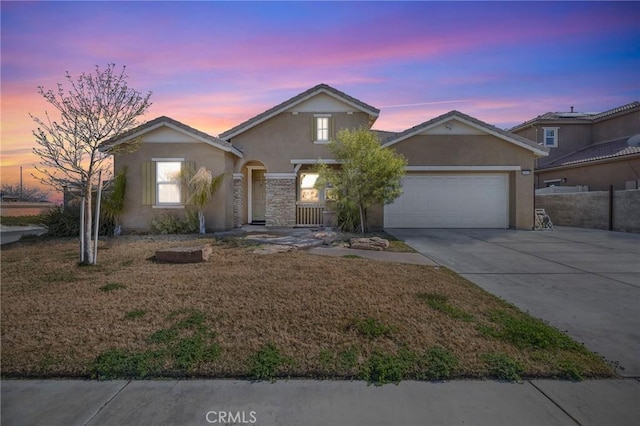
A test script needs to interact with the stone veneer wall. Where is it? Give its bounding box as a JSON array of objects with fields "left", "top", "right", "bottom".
[
  {"left": 265, "top": 177, "right": 296, "bottom": 227},
  {"left": 233, "top": 174, "right": 243, "bottom": 228}
]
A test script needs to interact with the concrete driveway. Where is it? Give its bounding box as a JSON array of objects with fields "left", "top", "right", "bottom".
[{"left": 386, "top": 227, "right": 640, "bottom": 377}]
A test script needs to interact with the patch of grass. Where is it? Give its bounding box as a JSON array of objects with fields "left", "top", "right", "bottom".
[
  {"left": 95, "top": 309, "right": 221, "bottom": 378},
  {"left": 338, "top": 347, "right": 359, "bottom": 371},
  {"left": 41, "top": 269, "right": 78, "bottom": 284},
  {"left": 480, "top": 309, "right": 579, "bottom": 350},
  {"left": 93, "top": 348, "right": 162, "bottom": 379},
  {"left": 386, "top": 240, "right": 416, "bottom": 253},
  {"left": 124, "top": 309, "right": 147, "bottom": 319},
  {"left": 557, "top": 360, "right": 584, "bottom": 381},
  {"left": 172, "top": 335, "right": 221, "bottom": 370},
  {"left": 248, "top": 343, "right": 288, "bottom": 381},
  {"left": 416, "top": 292, "right": 474, "bottom": 321},
  {"left": 0, "top": 215, "right": 44, "bottom": 226},
  {"left": 423, "top": 346, "right": 459, "bottom": 380},
  {"left": 350, "top": 317, "right": 394, "bottom": 339},
  {"left": 342, "top": 254, "right": 362, "bottom": 259},
  {"left": 360, "top": 349, "right": 415, "bottom": 385},
  {"left": 482, "top": 352, "right": 523, "bottom": 382},
  {"left": 99, "top": 282, "right": 127, "bottom": 292},
  {"left": 1, "top": 237, "right": 615, "bottom": 381}
]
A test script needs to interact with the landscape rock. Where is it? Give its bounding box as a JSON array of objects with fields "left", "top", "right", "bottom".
[
  {"left": 155, "top": 244, "right": 212, "bottom": 263},
  {"left": 310, "top": 231, "right": 337, "bottom": 245},
  {"left": 350, "top": 237, "right": 389, "bottom": 251}
]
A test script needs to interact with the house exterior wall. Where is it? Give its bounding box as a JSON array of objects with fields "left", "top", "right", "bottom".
[
  {"left": 592, "top": 109, "right": 640, "bottom": 142},
  {"left": 535, "top": 157, "right": 640, "bottom": 191},
  {"left": 114, "top": 135, "right": 236, "bottom": 232},
  {"left": 230, "top": 110, "right": 371, "bottom": 227},
  {"left": 513, "top": 123, "right": 593, "bottom": 165},
  {"left": 229, "top": 111, "right": 370, "bottom": 173}
]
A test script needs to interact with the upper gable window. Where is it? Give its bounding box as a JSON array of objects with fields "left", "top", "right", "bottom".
[
  {"left": 543, "top": 127, "right": 559, "bottom": 147},
  {"left": 313, "top": 114, "right": 333, "bottom": 144}
]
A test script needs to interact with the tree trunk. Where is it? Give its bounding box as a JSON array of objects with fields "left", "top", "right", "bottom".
[
  {"left": 83, "top": 185, "right": 94, "bottom": 264},
  {"left": 198, "top": 211, "right": 205, "bottom": 234},
  {"left": 359, "top": 204, "right": 366, "bottom": 234}
]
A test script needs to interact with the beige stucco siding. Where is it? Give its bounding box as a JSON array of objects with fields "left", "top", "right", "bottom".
[
  {"left": 537, "top": 157, "right": 640, "bottom": 191},
  {"left": 390, "top": 134, "right": 534, "bottom": 166},
  {"left": 230, "top": 111, "right": 370, "bottom": 172},
  {"left": 381, "top": 134, "right": 537, "bottom": 230},
  {"left": 114, "top": 138, "right": 236, "bottom": 232}
]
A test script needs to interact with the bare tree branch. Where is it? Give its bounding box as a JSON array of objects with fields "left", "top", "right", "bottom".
[{"left": 30, "top": 63, "right": 152, "bottom": 263}]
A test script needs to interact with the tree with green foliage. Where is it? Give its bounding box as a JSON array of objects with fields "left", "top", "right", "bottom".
[
  {"left": 183, "top": 167, "right": 225, "bottom": 234},
  {"left": 316, "top": 128, "right": 406, "bottom": 233},
  {"left": 31, "top": 64, "right": 152, "bottom": 264}
]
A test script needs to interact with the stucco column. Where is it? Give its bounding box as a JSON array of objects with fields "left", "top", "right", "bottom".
[
  {"left": 233, "top": 173, "right": 244, "bottom": 228},
  {"left": 265, "top": 173, "right": 296, "bottom": 227}
]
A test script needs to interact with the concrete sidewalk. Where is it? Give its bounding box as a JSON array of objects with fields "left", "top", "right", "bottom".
[{"left": 2, "top": 378, "right": 639, "bottom": 425}]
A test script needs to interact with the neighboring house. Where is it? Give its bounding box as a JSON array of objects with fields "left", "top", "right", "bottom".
[
  {"left": 101, "top": 84, "right": 547, "bottom": 232},
  {"left": 510, "top": 102, "right": 640, "bottom": 191}
]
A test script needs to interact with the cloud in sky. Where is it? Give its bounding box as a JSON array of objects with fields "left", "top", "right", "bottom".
[{"left": 1, "top": 1, "right": 639, "bottom": 189}]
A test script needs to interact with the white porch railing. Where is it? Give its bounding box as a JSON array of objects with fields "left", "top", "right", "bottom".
[{"left": 296, "top": 202, "right": 325, "bottom": 227}]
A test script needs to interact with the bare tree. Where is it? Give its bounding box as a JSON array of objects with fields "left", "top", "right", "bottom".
[
  {"left": 31, "top": 64, "right": 151, "bottom": 263},
  {"left": 0, "top": 182, "right": 49, "bottom": 202}
]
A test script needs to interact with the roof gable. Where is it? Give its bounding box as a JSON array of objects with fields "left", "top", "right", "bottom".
[
  {"left": 99, "top": 116, "right": 243, "bottom": 157},
  {"left": 382, "top": 110, "right": 548, "bottom": 157},
  {"left": 220, "top": 83, "right": 380, "bottom": 140}
]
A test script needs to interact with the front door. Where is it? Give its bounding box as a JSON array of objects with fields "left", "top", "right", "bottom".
[{"left": 251, "top": 169, "right": 266, "bottom": 222}]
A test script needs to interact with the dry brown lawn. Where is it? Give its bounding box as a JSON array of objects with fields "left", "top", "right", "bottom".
[{"left": 1, "top": 235, "right": 613, "bottom": 382}]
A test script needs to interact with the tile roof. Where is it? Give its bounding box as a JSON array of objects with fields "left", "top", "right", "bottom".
[
  {"left": 382, "top": 110, "right": 548, "bottom": 156},
  {"left": 220, "top": 83, "right": 380, "bottom": 140},
  {"left": 510, "top": 101, "right": 640, "bottom": 131},
  {"left": 99, "top": 116, "right": 242, "bottom": 157},
  {"left": 537, "top": 136, "right": 640, "bottom": 170}
]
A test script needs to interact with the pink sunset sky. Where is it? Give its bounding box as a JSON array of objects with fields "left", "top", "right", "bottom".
[{"left": 1, "top": 1, "right": 639, "bottom": 198}]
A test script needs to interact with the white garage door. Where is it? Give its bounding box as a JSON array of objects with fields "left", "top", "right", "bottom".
[{"left": 384, "top": 175, "right": 508, "bottom": 228}]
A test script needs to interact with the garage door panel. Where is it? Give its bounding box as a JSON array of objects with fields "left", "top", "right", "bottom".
[{"left": 384, "top": 175, "right": 508, "bottom": 228}]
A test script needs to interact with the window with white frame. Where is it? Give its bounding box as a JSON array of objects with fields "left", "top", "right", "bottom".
[
  {"left": 543, "top": 127, "right": 559, "bottom": 147},
  {"left": 156, "top": 161, "right": 182, "bottom": 204},
  {"left": 299, "top": 173, "right": 320, "bottom": 202},
  {"left": 315, "top": 116, "right": 330, "bottom": 142}
]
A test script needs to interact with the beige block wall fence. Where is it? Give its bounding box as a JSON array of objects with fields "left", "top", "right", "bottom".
[{"left": 535, "top": 189, "right": 640, "bottom": 233}]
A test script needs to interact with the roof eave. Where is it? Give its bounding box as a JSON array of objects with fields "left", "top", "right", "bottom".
[{"left": 100, "top": 119, "right": 243, "bottom": 158}]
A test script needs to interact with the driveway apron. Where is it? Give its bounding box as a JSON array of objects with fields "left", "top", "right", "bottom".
[{"left": 387, "top": 227, "right": 640, "bottom": 377}]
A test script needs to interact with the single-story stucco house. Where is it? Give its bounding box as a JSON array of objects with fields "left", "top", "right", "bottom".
[{"left": 100, "top": 84, "right": 548, "bottom": 232}]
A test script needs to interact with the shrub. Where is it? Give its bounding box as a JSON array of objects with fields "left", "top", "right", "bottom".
[
  {"left": 150, "top": 211, "right": 198, "bottom": 234},
  {"left": 43, "top": 204, "right": 115, "bottom": 237}
]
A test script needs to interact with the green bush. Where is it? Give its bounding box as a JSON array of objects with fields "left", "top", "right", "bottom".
[
  {"left": 43, "top": 204, "right": 115, "bottom": 237},
  {"left": 150, "top": 211, "right": 198, "bottom": 234}
]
